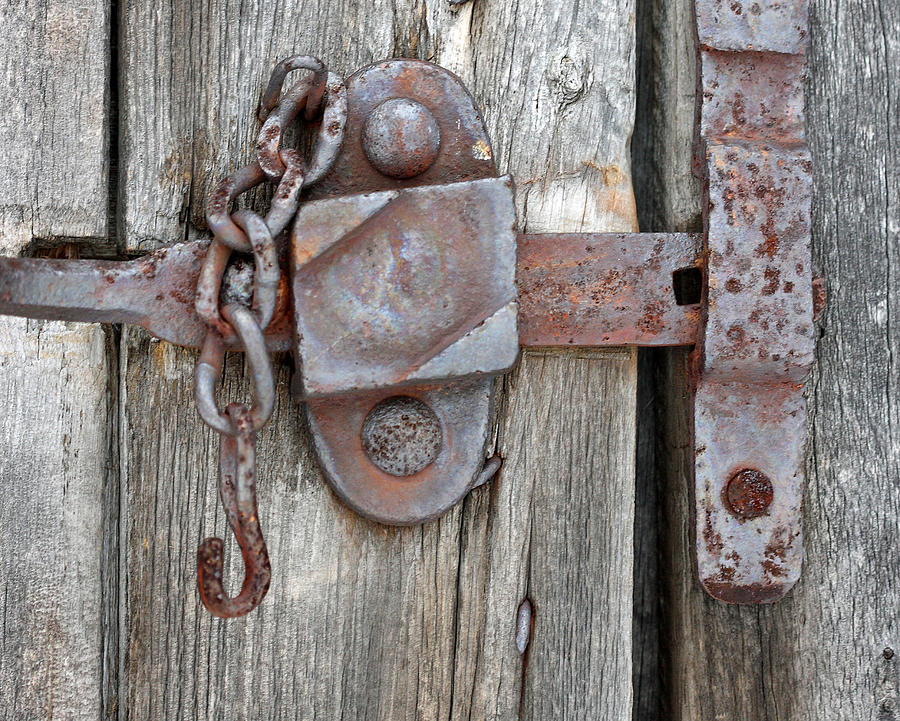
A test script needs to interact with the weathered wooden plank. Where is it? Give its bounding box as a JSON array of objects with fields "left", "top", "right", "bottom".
[
  {"left": 0, "top": 1, "right": 112, "bottom": 719},
  {"left": 119, "top": 334, "right": 467, "bottom": 720},
  {"left": 475, "top": 349, "right": 636, "bottom": 720},
  {"left": 0, "top": 320, "right": 111, "bottom": 721},
  {"left": 643, "top": 0, "right": 900, "bottom": 717},
  {"left": 118, "top": 0, "right": 421, "bottom": 252},
  {"left": 0, "top": 0, "right": 110, "bottom": 250},
  {"left": 118, "top": 6, "right": 469, "bottom": 719},
  {"left": 119, "top": 1, "right": 638, "bottom": 719},
  {"left": 445, "top": 3, "right": 638, "bottom": 718},
  {"left": 441, "top": 0, "right": 639, "bottom": 237}
]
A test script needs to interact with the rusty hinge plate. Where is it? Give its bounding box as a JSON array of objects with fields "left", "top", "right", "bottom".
[{"left": 692, "top": 0, "right": 815, "bottom": 603}]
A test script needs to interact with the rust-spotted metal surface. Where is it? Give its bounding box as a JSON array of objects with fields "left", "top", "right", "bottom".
[
  {"left": 292, "top": 59, "right": 512, "bottom": 523},
  {"left": 517, "top": 232, "right": 702, "bottom": 347},
  {"left": 308, "top": 59, "right": 497, "bottom": 199},
  {"left": 695, "top": 0, "right": 808, "bottom": 54},
  {"left": 306, "top": 378, "right": 494, "bottom": 525},
  {"left": 0, "top": 232, "right": 704, "bottom": 351},
  {"left": 693, "top": 0, "right": 814, "bottom": 603},
  {"left": 701, "top": 143, "right": 813, "bottom": 383},
  {"left": 0, "top": 243, "right": 292, "bottom": 351},
  {"left": 197, "top": 403, "right": 272, "bottom": 617},
  {"left": 289, "top": 177, "right": 518, "bottom": 398}
]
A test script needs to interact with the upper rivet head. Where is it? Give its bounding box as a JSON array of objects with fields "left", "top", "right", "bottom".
[{"left": 362, "top": 98, "right": 441, "bottom": 178}]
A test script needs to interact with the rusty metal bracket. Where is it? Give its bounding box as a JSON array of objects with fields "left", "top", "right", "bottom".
[
  {"left": 0, "top": 4, "right": 819, "bottom": 613},
  {"left": 691, "top": 0, "right": 816, "bottom": 603}
]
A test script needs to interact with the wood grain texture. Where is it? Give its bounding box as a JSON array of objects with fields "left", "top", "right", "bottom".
[
  {"left": 641, "top": 0, "right": 900, "bottom": 718},
  {"left": 0, "top": 318, "right": 107, "bottom": 721},
  {"left": 0, "top": 1, "right": 112, "bottom": 718},
  {"left": 118, "top": 0, "right": 424, "bottom": 252},
  {"left": 118, "top": 0, "right": 638, "bottom": 719},
  {"left": 440, "top": 0, "right": 639, "bottom": 236},
  {"left": 0, "top": 0, "right": 110, "bottom": 250},
  {"left": 450, "top": 4, "right": 638, "bottom": 718},
  {"left": 491, "top": 350, "right": 636, "bottom": 720},
  {"left": 119, "top": 335, "right": 468, "bottom": 720},
  {"left": 0, "top": 320, "right": 111, "bottom": 721}
]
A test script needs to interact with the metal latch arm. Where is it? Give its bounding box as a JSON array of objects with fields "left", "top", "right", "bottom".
[{"left": 0, "top": 231, "right": 704, "bottom": 351}]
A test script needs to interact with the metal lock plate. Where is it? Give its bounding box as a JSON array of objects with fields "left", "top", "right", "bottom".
[{"left": 289, "top": 59, "right": 518, "bottom": 524}]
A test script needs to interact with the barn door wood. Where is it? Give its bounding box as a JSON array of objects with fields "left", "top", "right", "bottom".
[
  {"left": 120, "top": 2, "right": 638, "bottom": 718},
  {"left": 4, "top": 0, "right": 898, "bottom": 718},
  {"left": 0, "top": 1, "right": 114, "bottom": 718}
]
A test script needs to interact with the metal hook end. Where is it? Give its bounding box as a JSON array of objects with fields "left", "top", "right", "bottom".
[
  {"left": 472, "top": 455, "right": 503, "bottom": 489},
  {"left": 197, "top": 403, "right": 271, "bottom": 618}
]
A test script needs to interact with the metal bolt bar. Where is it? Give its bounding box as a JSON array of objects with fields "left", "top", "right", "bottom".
[
  {"left": 0, "top": 231, "right": 703, "bottom": 351},
  {"left": 517, "top": 232, "right": 702, "bottom": 347}
]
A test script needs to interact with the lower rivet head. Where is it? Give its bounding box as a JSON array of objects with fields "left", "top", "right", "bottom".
[
  {"left": 725, "top": 468, "right": 774, "bottom": 519},
  {"left": 362, "top": 396, "right": 442, "bottom": 477},
  {"left": 362, "top": 98, "right": 441, "bottom": 179}
]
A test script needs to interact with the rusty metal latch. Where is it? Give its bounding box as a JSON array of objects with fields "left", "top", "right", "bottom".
[{"left": 0, "top": 2, "right": 821, "bottom": 618}]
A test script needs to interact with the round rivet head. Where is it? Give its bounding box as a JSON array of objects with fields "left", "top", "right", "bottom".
[
  {"left": 725, "top": 468, "right": 774, "bottom": 519},
  {"left": 362, "top": 396, "right": 442, "bottom": 477},
  {"left": 362, "top": 98, "right": 441, "bottom": 178}
]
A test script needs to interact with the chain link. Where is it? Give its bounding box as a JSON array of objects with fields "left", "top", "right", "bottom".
[
  {"left": 192, "top": 56, "right": 346, "bottom": 618},
  {"left": 194, "top": 304, "right": 275, "bottom": 435}
]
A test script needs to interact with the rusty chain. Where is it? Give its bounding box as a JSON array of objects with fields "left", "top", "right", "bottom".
[{"left": 194, "top": 56, "right": 347, "bottom": 618}]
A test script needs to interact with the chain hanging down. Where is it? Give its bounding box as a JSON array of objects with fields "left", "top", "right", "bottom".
[{"left": 193, "top": 57, "right": 347, "bottom": 618}]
